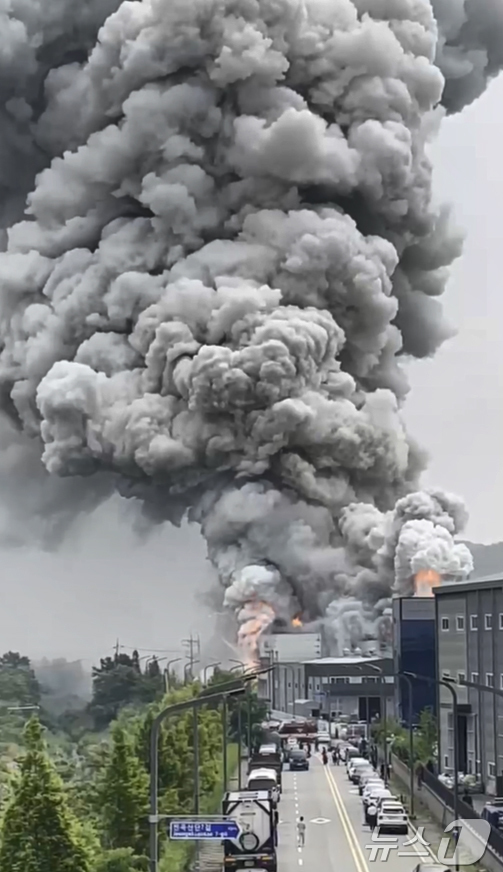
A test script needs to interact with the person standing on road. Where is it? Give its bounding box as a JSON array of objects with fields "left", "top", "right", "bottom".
[
  {"left": 297, "top": 816, "right": 306, "bottom": 847},
  {"left": 322, "top": 747, "right": 328, "bottom": 765},
  {"left": 366, "top": 802, "right": 378, "bottom": 831}
]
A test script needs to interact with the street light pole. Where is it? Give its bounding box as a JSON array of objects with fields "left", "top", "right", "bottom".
[
  {"left": 357, "top": 666, "right": 415, "bottom": 813},
  {"left": 149, "top": 686, "right": 246, "bottom": 872},
  {"left": 359, "top": 663, "right": 387, "bottom": 783},
  {"left": 193, "top": 706, "right": 199, "bottom": 815},
  {"left": 237, "top": 701, "right": 243, "bottom": 789},
  {"left": 149, "top": 666, "right": 274, "bottom": 872},
  {"left": 165, "top": 657, "right": 181, "bottom": 692},
  {"left": 404, "top": 671, "right": 460, "bottom": 871},
  {"left": 247, "top": 682, "right": 252, "bottom": 756},
  {"left": 222, "top": 696, "right": 228, "bottom": 793},
  {"left": 203, "top": 661, "right": 221, "bottom": 685},
  {"left": 398, "top": 672, "right": 415, "bottom": 817}
]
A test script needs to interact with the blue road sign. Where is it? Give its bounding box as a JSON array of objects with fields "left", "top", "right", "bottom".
[{"left": 169, "top": 820, "right": 240, "bottom": 840}]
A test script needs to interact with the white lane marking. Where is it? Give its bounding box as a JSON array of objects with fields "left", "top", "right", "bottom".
[{"left": 298, "top": 859, "right": 303, "bottom": 866}]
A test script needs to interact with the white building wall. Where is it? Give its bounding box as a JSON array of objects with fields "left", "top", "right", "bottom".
[{"left": 259, "top": 633, "right": 322, "bottom": 663}]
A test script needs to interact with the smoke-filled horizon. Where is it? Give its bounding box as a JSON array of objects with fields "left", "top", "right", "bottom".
[{"left": 0, "top": 0, "right": 500, "bottom": 656}]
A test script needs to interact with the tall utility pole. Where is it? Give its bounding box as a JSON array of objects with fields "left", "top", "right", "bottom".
[{"left": 182, "top": 633, "right": 200, "bottom": 683}]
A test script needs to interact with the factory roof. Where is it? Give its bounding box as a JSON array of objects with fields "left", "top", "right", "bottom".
[
  {"left": 434, "top": 574, "right": 503, "bottom": 596},
  {"left": 301, "top": 655, "right": 389, "bottom": 666}
]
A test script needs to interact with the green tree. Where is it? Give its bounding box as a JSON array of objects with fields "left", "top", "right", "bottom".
[
  {"left": 97, "top": 724, "right": 149, "bottom": 856},
  {"left": 92, "top": 847, "right": 147, "bottom": 872},
  {"left": 89, "top": 654, "right": 164, "bottom": 728},
  {"left": 0, "top": 716, "right": 90, "bottom": 872},
  {"left": 415, "top": 708, "right": 437, "bottom": 765},
  {"left": 206, "top": 670, "right": 267, "bottom": 749},
  {"left": 0, "top": 650, "right": 41, "bottom": 706}
]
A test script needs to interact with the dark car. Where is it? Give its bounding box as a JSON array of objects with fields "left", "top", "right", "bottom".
[
  {"left": 482, "top": 798, "right": 503, "bottom": 829},
  {"left": 289, "top": 749, "right": 309, "bottom": 771}
]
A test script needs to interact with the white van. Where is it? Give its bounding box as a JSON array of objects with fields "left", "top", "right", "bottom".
[{"left": 246, "top": 768, "right": 280, "bottom": 804}]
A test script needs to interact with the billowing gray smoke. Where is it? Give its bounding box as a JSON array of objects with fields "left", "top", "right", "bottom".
[{"left": 0, "top": 0, "right": 494, "bottom": 654}]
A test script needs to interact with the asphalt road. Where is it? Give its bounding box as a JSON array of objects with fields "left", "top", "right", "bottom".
[{"left": 277, "top": 753, "right": 441, "bottom": 872}]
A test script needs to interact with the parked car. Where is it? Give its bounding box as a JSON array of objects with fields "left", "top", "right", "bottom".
[
  {"left": 356, "top": 769, "right": 378, "bottom": 794},
  {"left": 364, "top": 789, "right": 393, "bottom": 820},
  {"left": 482, "top": 798, "right": 503, "bottom": 830},
  {"left": 362, "top": 779, "right": 385, "bottom": 800},
  {"left": 377, "top": 801, "right": 408, "bottom": 835},
  {"left": 346, "top": 755, "right": 366, "bottom": 772},
  {"left": 342, "top": 746, "right": 362, "bottom": 764},
  {"left": 289, "top": 748, "right": 309, "bottom": 771},
  {"left": 348, "top": 760, "right": 371, "bottom": 783}
]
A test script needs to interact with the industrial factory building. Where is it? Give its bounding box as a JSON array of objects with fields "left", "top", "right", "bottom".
[
  {"left": 258, "top": 631, "right": 323, "bottom": 714},
  {"left": 434, "top": 575, "right": 503, "bottom": 794},
  {"left": 258, "top": 630, "right": 394, "bottom": 720},
  {"left": 256, "top": 571, "right": 503, "bottom": 793}
]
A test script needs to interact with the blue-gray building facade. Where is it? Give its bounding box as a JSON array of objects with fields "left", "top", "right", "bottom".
[{"left": 393, "top": 596, "right": 437, "bottom": 727}]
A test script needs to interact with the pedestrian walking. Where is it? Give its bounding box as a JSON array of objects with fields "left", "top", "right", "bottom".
[
  {"left": 462, "top": 789, "right": 473, "bottom": 808},
  {"left": 322, "top": 747, "right": 328, "bottom": 765},
  {"left": 297, "top": 816, "right": 306, "bottom": 847},
  {"left": 366, "top": 802, "right": 378, "bottom": 831},
  {"left": 416, "top": 762, "right": 424, "bottom": 790}
]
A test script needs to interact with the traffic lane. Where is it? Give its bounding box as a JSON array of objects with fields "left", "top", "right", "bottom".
[
  {"left": 276, "top": 766, "right": 299, "bottom": 870},
  {"left": 278, "top": 762, "right": 359, "bottom": 872},
  {"left": 327, "top": 761, "right": 438, "bottom": 872}
]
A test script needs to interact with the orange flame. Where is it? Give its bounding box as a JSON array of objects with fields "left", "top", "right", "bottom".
[
  {"left": 238, "top": 601, "right": 275, "bottom": 670},
  {"left": 292, "top": 616, "right": 303, "bottom": 628},
  {"left": 414, "top": 568, "right": 441, "bottom": 597}
]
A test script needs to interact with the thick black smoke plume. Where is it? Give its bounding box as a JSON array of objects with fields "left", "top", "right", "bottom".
[{"left": 0, "top": 0, "right": 498, "bottom": 652}]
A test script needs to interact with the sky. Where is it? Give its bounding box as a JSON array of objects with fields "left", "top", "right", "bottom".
[
  {"left": 404, "top": 73, "right": 503, "bottom": 548},
  {"left": 0, "top": 69, "right": 501, "bottom": 664}
]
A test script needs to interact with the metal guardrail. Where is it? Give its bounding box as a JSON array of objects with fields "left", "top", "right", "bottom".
[{"left": 422, "top": 768, "right": 503, "bottom": 860}]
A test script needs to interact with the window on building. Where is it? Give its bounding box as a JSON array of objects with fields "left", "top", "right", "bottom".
[
  {"left": 485, "top": 614, "right": 493, "bottom": 630},
  {"left": 456, "top": 615, "right": 465, "bottom": 631},
  {"left": 441, "top": 617, "right": 450, "bottom": 631},
  {"left": 487, "top": 673, "right": 494, "bottom": 688},
  {"left": 444, "top": 755, "right": 449, "bottom": 768},
  {"left": 335, "top": 677, "right": 350, "bottom": 684},
  {"left": 500, "top": 613, "right": 503, "bottom": 630},
  {"left": 468, "top": 759, "right": 473, "bottom": 775},
  {"left": 472, "top": 672, "right": 479, "bottom": 684},
  {"left": 488, "top": 762, "right": 496, "bottom": 777},
  {"left": 470, "top": 615, "right": 478, "bottom": 630},
  {"left": 500, "top": 674, "right": 503, "bottom": 691},
  {"left": 458, "top": 672, "right": 466, "bottom": 685}
]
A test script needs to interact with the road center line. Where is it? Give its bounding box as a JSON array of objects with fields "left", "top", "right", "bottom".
[{"left": 324, "top": 765, "right": 369, "bottom": 872}]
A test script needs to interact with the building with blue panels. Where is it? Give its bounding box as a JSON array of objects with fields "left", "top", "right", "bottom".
[{"left": 392, "top": 596, "right": 437, "bottom": 727}]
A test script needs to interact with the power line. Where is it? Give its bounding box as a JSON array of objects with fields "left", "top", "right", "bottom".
[{"left": 119, "top": 645, "right": 181, "bottom": 654}]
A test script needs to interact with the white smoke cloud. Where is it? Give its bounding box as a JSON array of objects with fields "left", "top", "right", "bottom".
[{"left": 0, "top": 0, "right": 498, "bottom": 653}]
